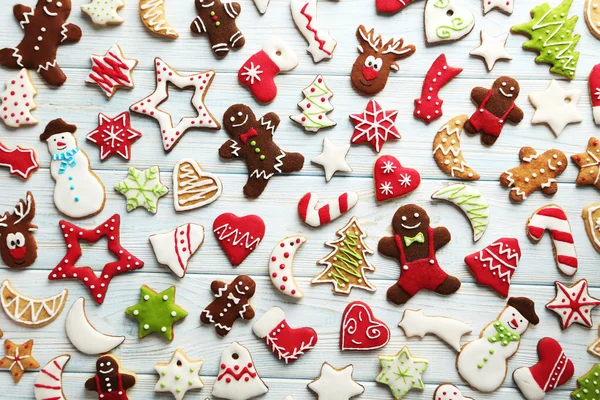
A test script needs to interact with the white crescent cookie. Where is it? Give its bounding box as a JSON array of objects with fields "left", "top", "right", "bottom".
[
  {"left": 269, "top": 236, "right": 306, "bottom": 298},
  {"left": 1, "top": 280, "right": 68, "bottom": 328},
  {"left": 65, "top": 297, "right": 125, "bottom": 355},
  {"left": 34, "top": 354, "right": 70, "bottom": 400}
]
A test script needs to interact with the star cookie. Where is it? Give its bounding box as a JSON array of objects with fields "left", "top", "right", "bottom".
[
  {"left": 529, "top": 80, "right": 582, "bottom": 136},
  {"left": 86, "top": 112, "right": 142, "bottom": 161},
  {"left": 482, "top": 0, "right": 514, "bottom": 14},
  {"left": 546, "top": 279, "right": 600, "bottom": 329},
  {"left": 311, "top": 138, "right": 352, "bottom": 182},
  {"left": 0, "top": 339, "right": 39, "bottom": 383},
  {"left": 155, "top": 349, "right": 203, "bottom": 400},
  {"left": 86, "top": 44, "right": 137, "bottom": 98},
  {"left": 572, "top": 137, "right": 600, "bottom": 190},
  {"left": 376, "top": 347, "right": 428, "bottom": 399},
  {"left": 81, "top": 0, "right": 125, "bottom": 26},
  {"left": 349, "top": 100, "right": 400, "bottom": 153},
  {"left": 115, "top": 166, "right": 169, "bottom": 214},
  {"left": 308, "top": 363, "right": 364, "bottom": 400},
  {"left": 130, "top": 58, "right": 220, "bottom": 152},
  {"left": 470, "top": 31, "right": 512, "bottom": 71},
  {"left": 125, "top": 285, "right": 188, "bottom": 341}
]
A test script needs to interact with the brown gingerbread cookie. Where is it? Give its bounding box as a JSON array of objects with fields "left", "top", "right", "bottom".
[
  {"left": 571, "top": 137, "right": 600, "bottom": 190},
  {"left": 200, "top": 275, "right": 256, "bottom": 336},
  {"left": 0, "top": 0, "right": 82, "bottom": 86},
  {"left": 0, "top": 192, "right": 37, "bottom": 269},
  {"left": 351, "top": 25, "right": 416, "bottom": 96},
  {"left": 219, "top": 104, "right": 304, "bottom": 198},
  {"left": 85, "top": 355, "right": 136, "bottom": 399},
  {"left": 464, "top": 76, "right": 524, "bottom": 145},
  {"left": 378, "top": 204, "right": 461, "bottom": 305},
  {"left": 500, "top": 147, "right": 568, "bottom": 203},
  {"left": 191, "top": 0, "right": 245, "bottom": 58}
]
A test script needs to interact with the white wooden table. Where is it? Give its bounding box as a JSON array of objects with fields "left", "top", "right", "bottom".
[{"left": 0, "top": 0, "right": 599, "bottom": 398}]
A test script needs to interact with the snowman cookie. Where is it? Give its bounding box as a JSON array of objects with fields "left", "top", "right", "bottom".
[{"left": 40, "top": 119, "right": 106, "bottom": 219}]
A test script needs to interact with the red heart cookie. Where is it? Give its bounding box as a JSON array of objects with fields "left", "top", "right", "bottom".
[
  {"left": 374, "top": 155, "right": 421, "bottom": 202},
  {"left": 341, "top": 301, "right": 390, "bottom": 351},
  {"left": 213, "top": 213, "right": 265, "bottom": 266}
]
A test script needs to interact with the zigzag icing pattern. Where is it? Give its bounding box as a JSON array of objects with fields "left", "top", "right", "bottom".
[{"left": 213, "top": 223, "right": 261, "bottom": 249}]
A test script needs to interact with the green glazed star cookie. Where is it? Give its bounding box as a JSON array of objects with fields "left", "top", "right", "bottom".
[
  {"left": 115, "top": 166, "right": 169, "bottom": 213},
  {"left": 125, "top": 285, "right": 187, "bottom": 341},
  {"left": 376, "top": 346, "right": 428, "bottom": 399}
]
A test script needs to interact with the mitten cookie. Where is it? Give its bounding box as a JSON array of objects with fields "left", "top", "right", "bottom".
[
  {"left": 379, "top": 204, "right": 461, "bottom": 305},
  {"left": 0, "top": 0, "right": 82, "bottom": 86},
  {"left": 191, "top": 0, "right": 245, "bottom": 58},
  {"left": 465, "top": 76, "right": 524, "bottom": 145},
  {"left": 500, "top": 147, "right": 567, "bottom": 203},
  {"left": 219, "top": 104, "right": 304, "bottom": 198}
]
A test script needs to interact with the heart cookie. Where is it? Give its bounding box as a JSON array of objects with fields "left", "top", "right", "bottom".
[
  {"left": 374, "top": 155, "right": 421, "bottom": 202},
  {"left": 173, "top": 159, "right": 222, "bottom": 212},
  {"left": 434, "top": 384, "right": 473, "bottom": 400},
  {"left": 213, "top": 213, "right": 265, "bottom": 266},
  {"left": 424, "top": 0, "right": 475, "bottom": 45},
  {"left": 340, "top": 301, "right": 390, "bottom": 351}
]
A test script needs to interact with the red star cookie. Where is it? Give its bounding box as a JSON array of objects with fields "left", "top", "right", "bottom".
[
  {"left": 571, "top": 137, "right": 600, "bottom": 190},
  {"left": 48, "top": 214, "right": 144, "bottom": 304},
  {"left": 86, "top": 112, "right": 142, "bottom": 161},
  {"left": 0, "top": 339, "right": 39, "bottom": 383},
  {"left": 349, "top": 100, "right": 400, "bottom": 153}
]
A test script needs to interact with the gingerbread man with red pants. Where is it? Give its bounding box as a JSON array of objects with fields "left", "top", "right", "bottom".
[
  {"left": 379, "top": 204, "right": 461, "bottom": 305},
  {"left": 465, "top": 76, "right": 524, "bottom": 146},
  {"left": 0, "top": 0, "right": 82, "bottom": 87}
]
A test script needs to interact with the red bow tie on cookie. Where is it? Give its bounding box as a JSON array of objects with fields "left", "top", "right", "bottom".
[
  {"left": 374, "top": 155, "right": 421, "bottom": 202},
  {"left": 240, "top": 128, "right": 259, "bottom": 144},
  {"left": 213, "top": 213, "right": 265, "bottom": 266},
  {"left": 340, "top": 301, "right": 390, "bottom": 351}
]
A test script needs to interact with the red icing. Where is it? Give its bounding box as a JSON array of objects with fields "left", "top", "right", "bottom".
[
  {"left": 0, "top": 142, "right": 38, "bottom": 180},
  {"left": 350, "top": 100, "right": 401, "bottom": 153},
  {"left": 238, "top": 50, "right": 281, "bottom": 104},
  {"left": 375, "top": 0, "right": 415, "bottom": 13},
  {"left": 589, "top": 64, "right": 600, "bottom": 109},
  {"left": 373, "top": 155, "right": 420, "bottom": 202},
  {"left": 89, "top": 50, "right": 132, "bottom": 96},
  {"left": 213, "top": 213, "right": 265, "bottom": 266},
  {"left": 340, "top": 301, "right": 390, "bottom": 351},
  {"left": 86, "top": 112, "right": 142, "bottom": 161},
  {"left": 300, "top": 2, "right": 332, "bottom": 56},
  {"left": 48, "top": 214, "right": 144, "bottom": 304}
]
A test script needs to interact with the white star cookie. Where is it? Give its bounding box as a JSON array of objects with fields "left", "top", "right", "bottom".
[
  {"left": 155, "top": 349, "right": 204, "bottom": 400},
  {"left": 483, "top": 0, "right": 514, "bottom": 14},
  {"left": 470, "top": 31, "right": 512, "bottom": 71},
  {"left": 81, "top": 0, "right": 125, "bottom": 26},
  {"left": 529, "top": 80, "right": 582, "bottom": 136},
  {"left": 308, "top": 363, "right": 364, "bottom": 400},
  {"left": 312, "top": 138, "right": 352, "bottom": 182}
]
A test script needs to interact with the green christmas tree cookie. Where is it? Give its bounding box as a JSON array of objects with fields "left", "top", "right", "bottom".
[{"left": 572, "top": 364, "right": 600, "bottom": 400}]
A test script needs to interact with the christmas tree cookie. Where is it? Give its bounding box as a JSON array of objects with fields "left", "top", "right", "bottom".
[
  {"left": 572, "top": 364, "right": 600, "bottom": 400},
  {"left": 290, "top": 75, "right": 336, "bottom": 133}
]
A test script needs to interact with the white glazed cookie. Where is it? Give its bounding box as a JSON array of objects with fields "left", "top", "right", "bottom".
[
  {"left": 470, "top": 31, "right": 512, "bottom": 71},
  {"left": 150, "top": 223, "right": 204, "bottom": 278},
  {"left": 155, "top": 349, "right": 204, "bottom": 400},
  {"left": 377, "top": 347, "right": 428, "bottom": 399},
  {"left": 308, "top": 363, "right": 364, "bottom": 400},
  {"left": 34, "top": 355, "right": 70, "bottom": 400},
  {"left": 81, "top": 0, "right": 125, "bottom": 26},
  {"left": 115, "top": 166, "right": 169, "bottom": 214},
  {"left": 529, "top": 80, "right": 582, "bottom": 136},
  {"left": 311, "top": 138, "right": 353, "bottom": 182},
  {"left": 483, "top": 0, "right": 514, "bottom": 14},
  {"left": 424, "top": 0, "right": 475, "bottom": 45},
  {"left": 290, "top": 0, "right": 337, "bottom": 62},
  {"left": 268, "top": 236, "right": 306, "bottom": 298},
  {"left": 290, "top": 75, "right": 336, "bottom": 132},
  {"left": 434, "top": 384, "right": 474, "bottom": 400},
  {"left": 398, "top": 309, "right": 471, "bottom": 352},
  {"left": 212, "top": 342, "right": 268, "bottom": 400},
  {"left": 0, "top": 69, "right": 38, "bottom": 128},
  {"left": 173, "top": 159, "right": 223, "bottom": 211}
]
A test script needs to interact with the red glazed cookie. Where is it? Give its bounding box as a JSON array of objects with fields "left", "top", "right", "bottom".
[
  {"left": 213, "top": 213, "right": 265, "bottom": 266},
  {"left": 86, "top": 112, "right": 142, "bottom": 161},
  {"left": 350, "top": 100, "right": 401, "bottom": 153},
  {"left": 373, "top": 155, "right": 420, "bottom": 202},
  {"left": 340, "top": 301, "right": 390, "bottom": 351}
]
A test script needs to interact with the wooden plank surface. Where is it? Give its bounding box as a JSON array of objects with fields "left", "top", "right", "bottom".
[{"left": 0, "top": 0, "right": 599, "bottom": 398}]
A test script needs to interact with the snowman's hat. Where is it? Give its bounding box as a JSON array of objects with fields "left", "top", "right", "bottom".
[
  {"left": 40, "top": 119, "right": 77, "bottom": 141},
  {"left": 507, "top": 297, "right": 539, "bottom": 325}
]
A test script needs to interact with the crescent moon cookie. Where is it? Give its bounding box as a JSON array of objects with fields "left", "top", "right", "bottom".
[
  {"left": 587, "top": 0, "right": 600, "bottom": 40},
  {"left": 269, "top": 236, "right": 306, "bottom": 298},
  {"left": 431, "top": 184, "right": 489, "bottom": 242},
  {"left": 1, "top": 280, "right": 67, "bottom": 328},
  {"left": 34, "top": 355, "right": 70, "bottom": 400},
  {"left": 139, "top": 0, "right": 179, "bottom": 38},
  {"left": 433, "top": 115, "right": 480, "bottom": 180},
  {"left": 173, "top": 159, "right": 223, "bottom": 212},
  {"left": 66, "top": 297, "right": 125, "bottom": 355},
  {"left": 582, "top": 203, "right": 600, "bottom": 253}
]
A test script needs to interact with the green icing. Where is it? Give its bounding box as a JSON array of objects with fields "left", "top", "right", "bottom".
[
  {"left": 115, "top": 166, "right": 169, "bottom": 213},
  {"left": 433, "top": 184, "right": 489, "bottom": 238},
  {"left": 125, "top": 285, "right": 188, "bottom": 341},
  {"left": 512, "top": 0, "right": 580, "bottom": 79},
  {"left": 571, "top": 364, "right": 600, "bottom": 400}
]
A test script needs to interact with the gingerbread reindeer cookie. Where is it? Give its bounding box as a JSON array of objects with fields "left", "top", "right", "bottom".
[
  {"left": 500, "top": 147, "right": 568, "bottom": 203},
  {"left": 379, "top": 204, "right": 461, "bottom": 305},
  {"left": 0, "top": 0, "right": 82, "bottom": 86},
  {"left": 200, "top": 275, "right": 256, "bottom": 336},
  {"left": 190, "top": 0, "right": 245, "bottom": 58},
  {"left": 465, "top": 76, "right": 524, "bottom": 145},
  {"left": 219, "top": 104, "right": 304, "bottom": 198},
  {"left": 0, "top": 192, "right": 37, "bottom": 269}
]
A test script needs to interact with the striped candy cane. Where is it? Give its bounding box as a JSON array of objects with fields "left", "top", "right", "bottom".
[
  {"left": 298, "top": 192, "right": 359, "bottom": 227},
  {"left": 526, "top": 204, "right": 578, "bottom": 276}
]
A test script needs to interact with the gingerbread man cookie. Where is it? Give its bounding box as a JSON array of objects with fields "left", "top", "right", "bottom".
[
  {"left": 379, "top": 204, "right": 461, "bottom": 305},
  {"left": 191, "top": 0, "right": 245, "bottom": 58},
  {"left": 200, "top": 275, "right": 256, "bottom": 337},
  {"left": 219, "top": 104, "right": 304, "bottom": 198},
  {"left": 0, "top": 0, "right": 82, "bottom": 86},
  {"left": 465, "top": 76, "right": 524, "bottom": 145},
  {"left": 500, "top": 147, "right": 568, "bottom": 203},
  {"left": 85, "top": 355, "right": 136, "bottom": 400}
]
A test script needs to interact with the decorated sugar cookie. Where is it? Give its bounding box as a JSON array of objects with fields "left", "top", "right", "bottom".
[
  {"left": 34, "top": 354, "right": 70, "bottom": 399},
  {"left": 572, "top": 364, "right": 600, "bottom": 400},
  {"left": 85, "top": 355, "right": 136, "bottom": 399},
  {"left": 433, "top": 384, "right": 473, "bottom": 400},
  {"left": 586, "top": 0, "right": 600, "bottom": 39},
  {"left": 582, "top": 203, "right": 600, "bottom": 253},
  {"left": 268, "top": 236, "right": 306, "bottom": 298},
  {"left": 213, "top": 342, "right": 268, "bottom": 400},
  {"left": 469, "top": 31, "right": 512, "bottom": 71},
  {"left": 432, "top": 115, "right": 480, "bottom": 180},
  {"left": 155, "top": 349, "right": 204, "bottom": 400},
  {"left": 290, "top": 75, "right": 336, "bottom": 132},
  {"left": 0, "top": 69, "right": 38, "bottom": 128},
  {"left": 341, "top": 301, "right": 390, "bottom": 351},
  {"left": 374, "top": 155, "right": 420, "bottom": 202},
  {"left": 589, "top": 326, "right": 600, "bottom": 357},
  {"left": 572, "top": 137, "right": 600, "bottom": 190},
  {"left": 483, "top": 0, "right": 514, "bottom": 14},
  {"left": 86, "top": 112, "right": 142, "bottom": 161},
  {"left": 291, "top": 0, "right": 337, "bottom": 62},
  {"left": 377, "top": 347, "right": 428, "bottom": 399},
  {"left": 82, "top": 0, "right": 125, "bottom": 26},
  {"left": 139, "top": 0, "right": 178, "bottom": 38},
  {"left": 311, "top": 138, "right": 352, "bottom": 182},
  {"left": 529, "top": 80, "right": 582, "bottom": 136},
  {"left": 298, "top": 192, "right": 358, "bottom": 228},
  {"left": 0, "top": 142, "right": 39, "bottom": 180},
  {"left": 213, "top": 213, "right": 265, "bottom": 266},
  {"left": 86, "top": 45, "right": 137, "bottom": 98},
  {"left": 398, "top": 309, "right": 471, "bottom": 352},
  {"left": 0, "top": 192, "right": 37, "bottom": 269},
  {"left": 190, "top": 0, "right": 245, "bottom": 58},
  {"left": 309, "top": 362, "right": 364, "bottom": 399},
  {"left": 0, "top": 339, "right": 39, "bottom": 383},
  {"left": 115, "top": 166, "right": 169, "bottom": 214},
  {"left": 173, "top": 159, "right": 223, "bottom": 212},
  {"left": 1, "top": 280, "right": 67, "bottom": 328},
  {"left": 424, "top": 0, "right": 475, "bottom": 45},
  {"left": 546, "top": 279, "right": 600, "bottom": 329},
  {"left": 150, "top": 223, "right": 204, "bottom": 278},
  {"left": 350, "top": 100, "right": 401, "bottom": 153}
]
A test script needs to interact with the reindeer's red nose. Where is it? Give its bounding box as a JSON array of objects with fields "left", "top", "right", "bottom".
[
  {"left": 361, "top": 66, "right": 379, "bottom": 81},
  {"left": 9, "top": 247, "right": 26, "bottom": 260}
]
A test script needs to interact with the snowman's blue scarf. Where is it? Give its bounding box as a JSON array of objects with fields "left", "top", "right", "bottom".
[{"left": 52, "top": 148, "right": 80, "bottom": 174}]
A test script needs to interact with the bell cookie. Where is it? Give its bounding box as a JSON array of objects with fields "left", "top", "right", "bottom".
[
  {"left": 0, "top": 192, "right": 37, "bottom": 269},
  {"left": 190, "top": 0, "right": 245, "bottom": 58},
  {"left": 213, "top": 342, "right": 268, "bottom": 400},
  {"left": 432, "top": 115, "right": 480, "bottom": 180},
  {"left": 149, "top": 223, "right": 204, "bottom": 278}
]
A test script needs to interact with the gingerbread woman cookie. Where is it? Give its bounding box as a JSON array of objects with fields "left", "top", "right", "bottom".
[
  {"left": 0, "top": 0, "right": 82, "bottom": 86},
  {"left": 200, "top": 275, "right": 256, "bottom": 337},
  {"left": 500, "top": 147, "right": 568, "bottom": 203},
  {"left": 465, "top": 76, "right": 524, "bottom": 145},
  {"left": 219, "top": 104, "right": 304, "bottom": 198},
  {"left": 379, "top": 204, "right": 461, "bottom": 305},
  {"left": 191, "top": 0, "right": 245, "bottom": 58}
]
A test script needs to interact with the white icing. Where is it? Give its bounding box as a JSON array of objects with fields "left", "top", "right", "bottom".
[
  {"left": 212, "top": 342, "right": 268, "bottom": 400},
  {"left": 308, "top": 363, "right": 364, "bottom": 400},
  {"left": 268, "top": 236, "right": 306, "bottom": 298},
  {"left": 81, "top": 0, "right": 125, "bottom": 25},
  {"left": 139, "top": 0, "right": 178, "bottom": 37},
  {"left": 1, "top": 280, "right": 68, "bottom": 327},
  {"left": 398, "top": 309, "right": 472, "bottom": 352},
  {"left": 85, "top": 44, "right": 137, "bottom": 98},
  {"left": 0, "top": 69, "right": 38, "bottom": 128},
  {"left": 34, "top": 355, "right": 70, "bottom": 400},
  {"left": 262, "top": 37, "right": 299, "bottom": 71},
  {"left": 150, "top": 223, "right": 204, "bottom": 278},
  {"left": 424, "top": 0, "right": 475, "bottom": 44},
  {"left": 311, "top": 137, "right": 352, "bottom": 182},
  {"left": 483, "top": 0, "right": 514, "bottom": 14},
  {"left": 299, "top": 192, "right": 359, "bottom": 228},
  {"left": 173, "top": 159, "right": 222, "bottom": 211},
  {"left": 290, "top": 0, "right": 337, "bottom": 62},
  {"left": 469, "top": 31, "right": 512, "bottom": 71},
  {"left": 529, "top": 80, "right": 582, "bottom": 136},
  {"left": 65, "top": 297, "right": 125, "bottom": 355},
  {"left": 513, "top": 367, "right": 547, "bottom": 400},
  {"left": 155, "top": 349, "right": 204, "bottom": 400},
  {"left": 45, "top": 131, "right": 105, "bottom": 219},
  {"left": 434, "top": 384, "right": 474, "bottom": 400},
  {"left": 253, "top": 0, "right": 271, "bottom": 13}
]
